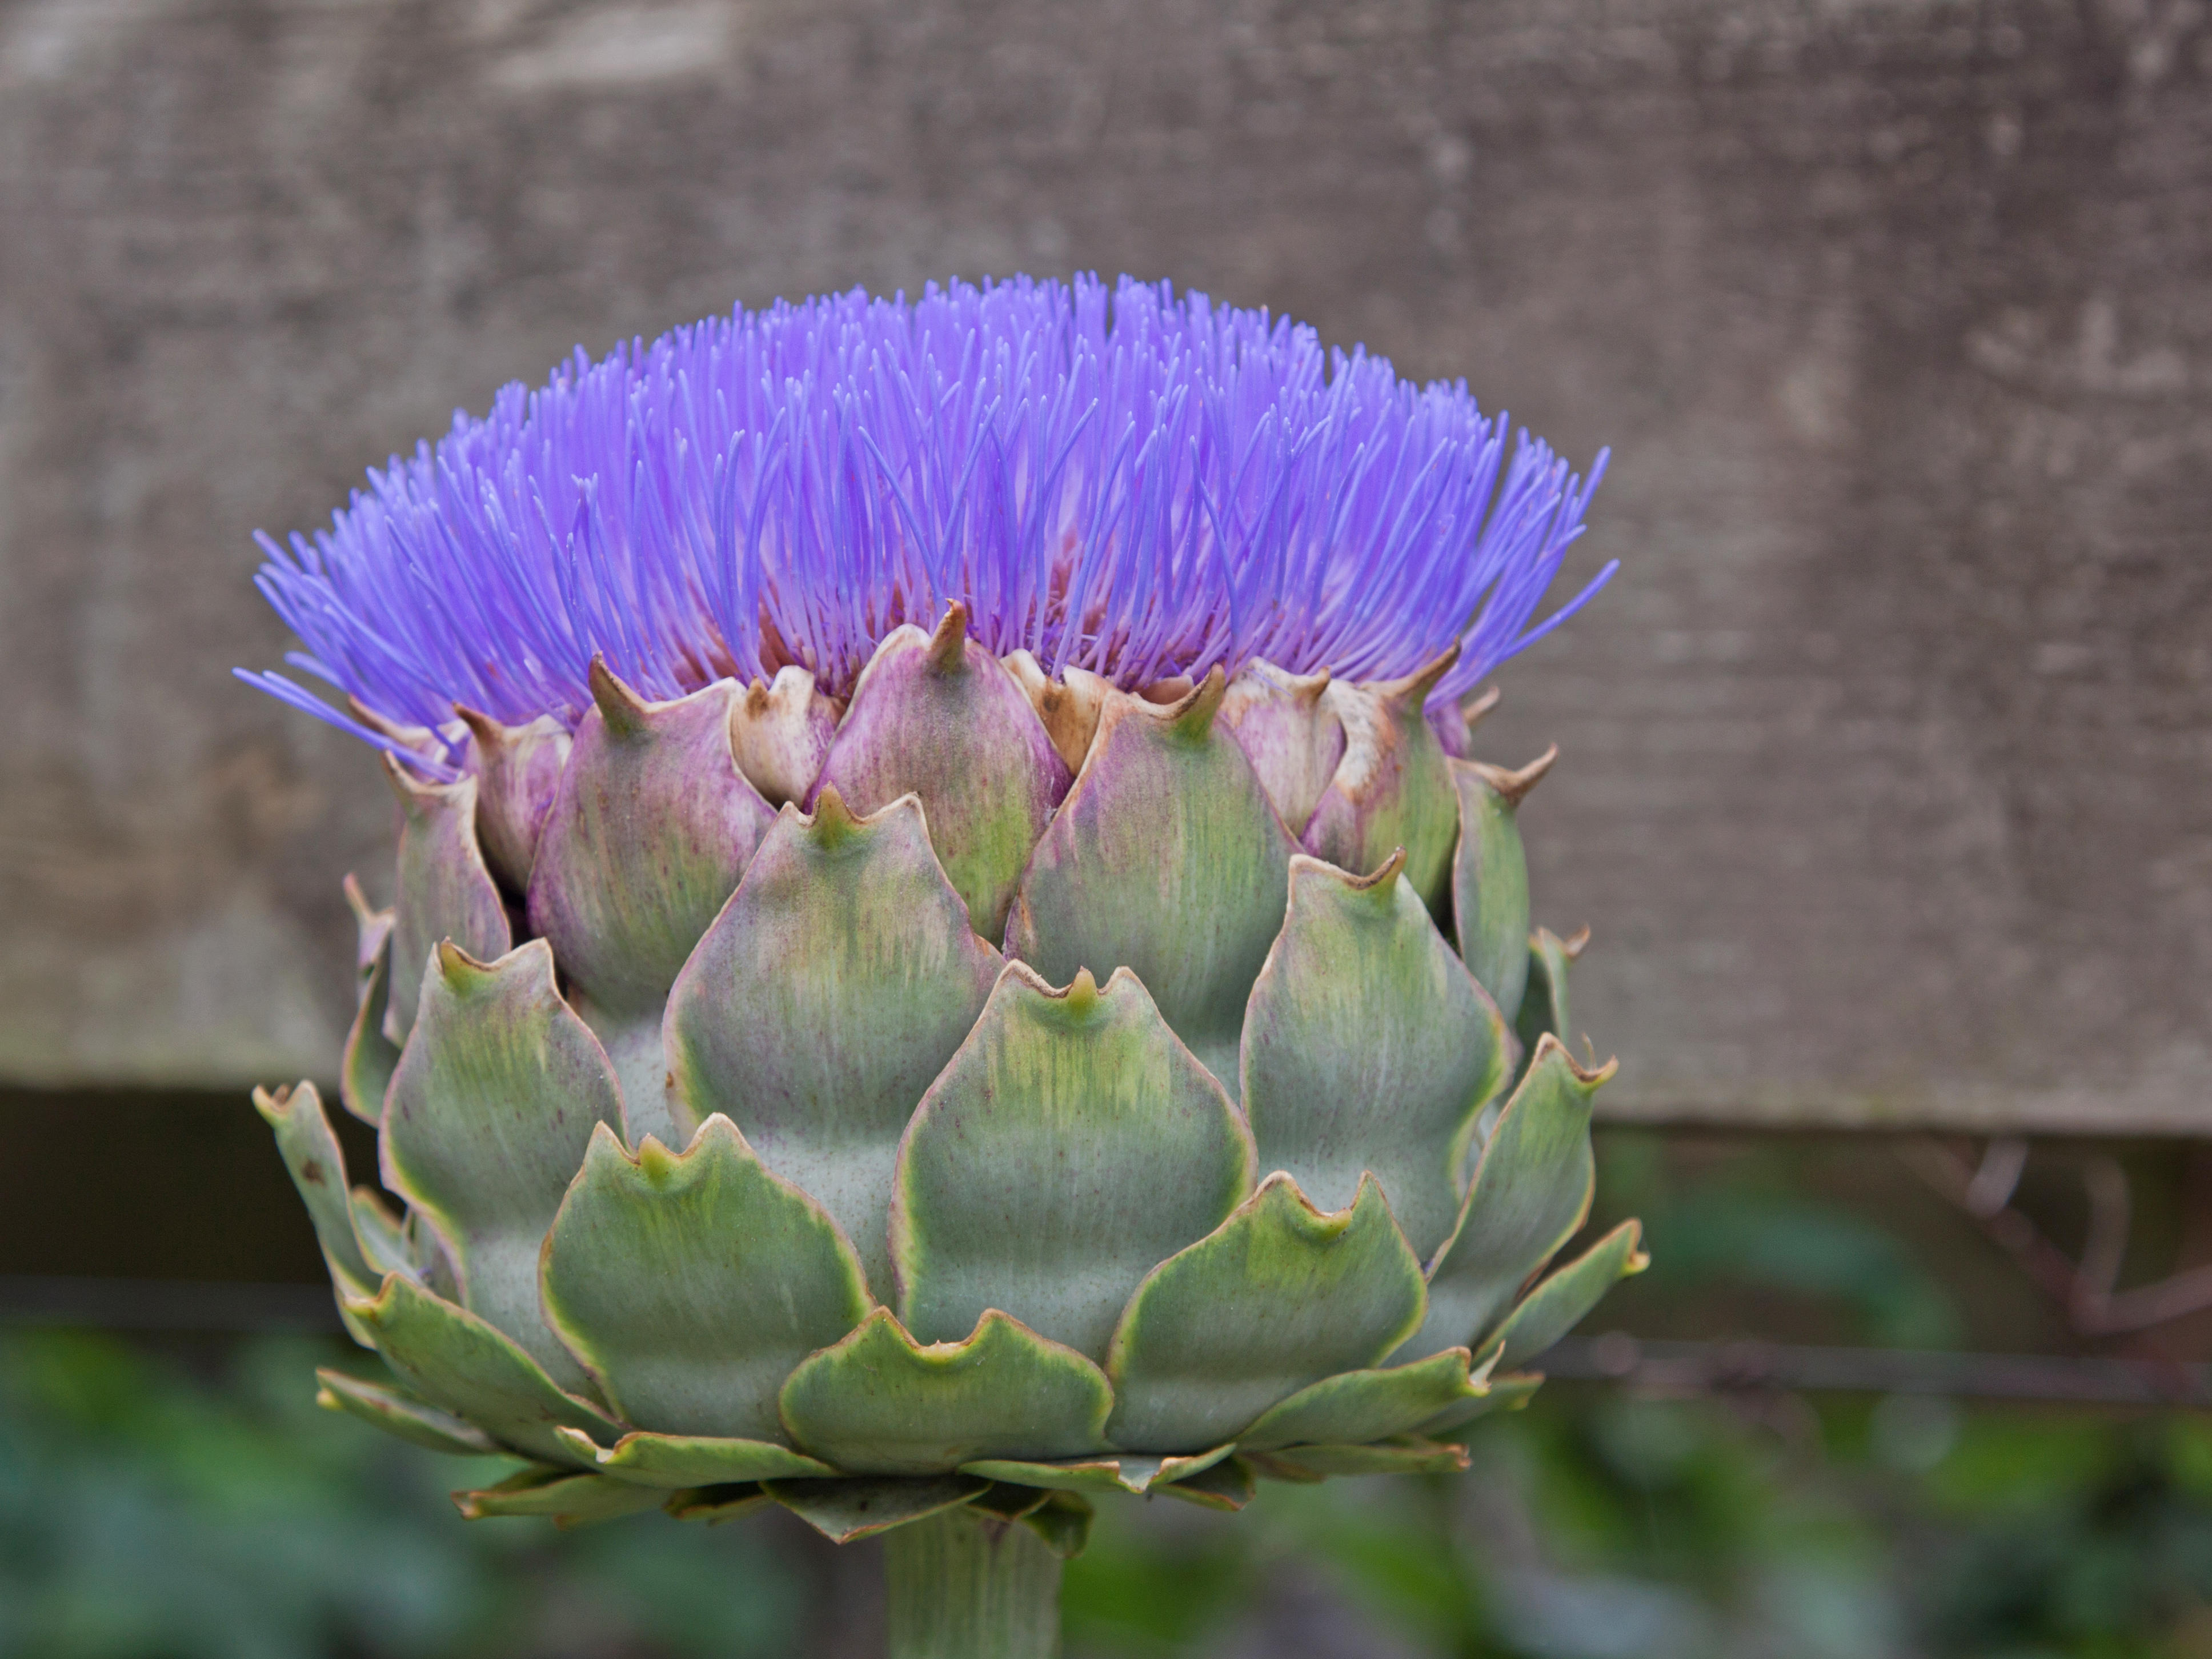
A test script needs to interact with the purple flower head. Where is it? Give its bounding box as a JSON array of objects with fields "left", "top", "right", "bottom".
[{"left": 239, "top": 275, "right": 1612, "bottom": 778}]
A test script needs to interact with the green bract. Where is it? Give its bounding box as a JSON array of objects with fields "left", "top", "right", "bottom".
[{"left": 266, "top": 611, "right": 1644, "bottom": 1545}]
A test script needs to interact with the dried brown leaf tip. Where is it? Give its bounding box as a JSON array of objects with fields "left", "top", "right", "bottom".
[
  {"left": 1341, "top": 845, "right": 1409, "bottom": 895},
  {"left": 1151, "top": 664, "right": 1228, "bottom": 742},
  {"left": 343, "top": 871, "right": 378, "bottom": 926},
  {"left": 1375, "top": 644, "right": 1461, "bottom": 709},
  {"left": 1532, "top": 1030, "right": 1617, "bottom": 1087},
  {"left": 587, "top": 655, "right": 654, "bottom": 738},
  {"left": 926, "top": 600, "right": 972, "bottom": 673},
  {"left": 1469, "top": 744, "right": 1558, "bottom": 807}
]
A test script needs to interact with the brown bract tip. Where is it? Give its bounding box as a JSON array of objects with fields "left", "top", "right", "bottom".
[
  {"left": 1377, "top": 644, "right": 1461, "bottom": 708},
  {"left": 451, "top": 703, "right": 502, "bottom": 748},
  {"left": 433, "top": 935, "right": 530, "bottom": 992},
  {"left": 1011, "top": 959, "right": 1111, "bottom": 1016},
  {"left": 1161, "top": 663, "right": 1229, "bottom": 741},
  {"left": 433, "top": 937, "right": 483, "bottom": 983},
  {"left": 1461, "top": 685, "right": 1501, "bottom": 727},
  {"left": 1320, "top": 844, "right": 1406, "bottom": 896},
  {"left": 587, "top": 655, "right": 654, "bottom": 737},
  {"left": 807, "top": 782, "right": 865, "bottom": 845},
  {"left": 1562, "top": 924, "right": 1592, "bottom": 960},
  {"left": 1470, "top": 744, "right": 1558, "bottom": 807},
  {"left": 251, "top": 1081, "right": 297, "bottom": 1125},
  {"left": 342, "top": 871, "right": 374, "bottom": 924},
  {"left": 1530, "top": 1029, "right": 1617, "bottom": 1087},
  {"left": 348, "top": 696, "right": 436, "bottom": 750},
  {"left": 926, "top": 600, "right": 971, "bottom": 673},
  {"left": 1225, "top": 658, "right": 1333, "bottom": 707},
  {"left": 1253, "top": 1167, "right": 1337, "bottom": 1220},
  {"left": 380, "top": 748, "right": 456, "bottom": 811},
  {"left": 1624, "top": 1224, "right": 1652, "bottom": 1275}
]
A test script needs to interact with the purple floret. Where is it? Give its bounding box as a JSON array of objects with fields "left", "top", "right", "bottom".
[{"left": 239, "top": 274, "right": 1612, "bottom": 770}]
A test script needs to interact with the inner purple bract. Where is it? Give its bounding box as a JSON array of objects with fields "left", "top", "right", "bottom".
[{"left": 239, "top": 274, "right": 1612, "bottom": 772}]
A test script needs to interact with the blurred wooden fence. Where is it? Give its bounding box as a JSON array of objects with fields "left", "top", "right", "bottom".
[{"left": 1, "top": 0, "right": 2208, "bottom": 1131}]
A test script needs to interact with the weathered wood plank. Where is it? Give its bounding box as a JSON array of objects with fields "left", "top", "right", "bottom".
[{"left": 1, "top": 0, "right": 2207, "bottom": 1128}]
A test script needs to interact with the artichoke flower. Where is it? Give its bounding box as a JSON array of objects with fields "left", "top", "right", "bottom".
[{"left": 242, "top": 275, "right": 1643, "bottom": 1649}]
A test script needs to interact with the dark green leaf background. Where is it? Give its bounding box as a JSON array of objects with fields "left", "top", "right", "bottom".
[{"left": 11, "top": 1129, "right": 2212, "bottom": 1658}]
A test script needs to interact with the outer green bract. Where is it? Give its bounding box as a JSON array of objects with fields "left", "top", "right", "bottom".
[{"left": 267, "top": 615, "right": 1642, "bottom": 1542}]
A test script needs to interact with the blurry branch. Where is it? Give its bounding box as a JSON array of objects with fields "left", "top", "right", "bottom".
[
  {"left": 1901, "top": 1137, "right": 2212, "bottom": 1338},
  {"left": 1962, "top": 1135, "right": 2029, "bottom": 1215},
  {"left": 1549, "top": 1334, "right": 2212, "bottom": 1406},
  {"left": 2077, "top": 1155, "right": 2131, "bottom": 1302}
]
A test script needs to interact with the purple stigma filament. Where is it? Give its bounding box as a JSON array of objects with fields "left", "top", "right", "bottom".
[{"left": 240, "top": 274, "right": 1613, "bottom": 764}]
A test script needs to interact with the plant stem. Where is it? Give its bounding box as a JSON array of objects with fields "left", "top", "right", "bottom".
[{"left": 883, "top": 1507, "right": 1063, "bottom": 1658}]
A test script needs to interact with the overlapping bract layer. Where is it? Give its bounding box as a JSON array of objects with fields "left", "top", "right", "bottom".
[{"left": 274, "top": 616, "right": 1642, "bottom": 1540}]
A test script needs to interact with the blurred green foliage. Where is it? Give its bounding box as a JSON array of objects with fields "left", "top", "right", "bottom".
[
  {"left": 0, "top": 1331, "right": 803, "bottom": 1658},
  {"left": 7, "top": 1129, "right": 2212, "bottom": 1657},
  {"left": 1586, "top": 1129, "right": 1977, "bottom": 1351},
  {"left": 7, "top": 1328, "right": 2212, "bottom": 1658},
  {"left": 1064, "top": 1393, "right": 2212, "bottom": 1659}
]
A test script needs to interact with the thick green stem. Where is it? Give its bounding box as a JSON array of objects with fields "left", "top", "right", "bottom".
[{"left": 883, "top": 1507, "right": 1063, "bottom": 1658}]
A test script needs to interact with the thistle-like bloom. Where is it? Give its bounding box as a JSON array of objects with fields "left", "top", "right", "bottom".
[
  {"left": 248, "top": 276, "right": 1641, "bottom": 1564},
  {"left": 239, "top": 274, "right": 1610, "bottom": 775}
]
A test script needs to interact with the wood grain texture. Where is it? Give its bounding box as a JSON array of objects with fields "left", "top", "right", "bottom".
[{"left": 1, "top": 0, "right": 2207, "bottom": 1128}]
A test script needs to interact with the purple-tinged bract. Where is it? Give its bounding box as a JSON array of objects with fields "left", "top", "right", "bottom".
[{"left": 239, "top": 274, "right": 1610, "bottom": 774}]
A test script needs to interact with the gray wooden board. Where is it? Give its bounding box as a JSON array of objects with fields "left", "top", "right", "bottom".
[{"left": 2, "top": 0, "right": 2207, "bottom": 1131}]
